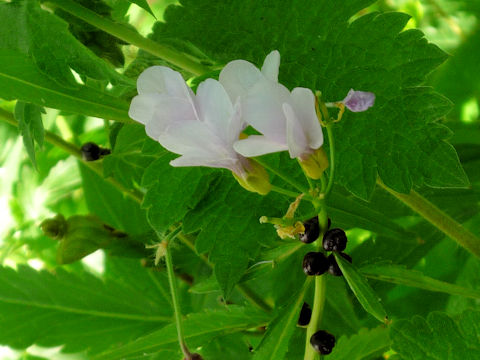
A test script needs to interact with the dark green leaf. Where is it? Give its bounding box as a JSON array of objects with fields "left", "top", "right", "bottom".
[
  {"left": 14, "top": 101, "right": 44, "bottom": 168},
  {"left": 334, "top": 252, "right": 387, "bottom": 323},
  {"left": 252, "top": 278, "right": 311, "bottom": 360},
  {"left": 360, "top": 263, "right": 480, "bottom": 299},
  {"left": 103, "top": 124, "right": 158, "bottom": 188},
  {"left": 328, "top": 326, "right": 391, "bottom": 360},
  {"left": 92, "top": 306, "right": 270, "bottom": 360},
  {"left": 391, "top": 310, "right": 480, "bottom": 360},
  {"left": 0, "top": 265, "right": 171, "bottom": 353}
]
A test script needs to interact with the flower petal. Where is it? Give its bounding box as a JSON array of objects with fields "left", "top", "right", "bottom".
[
  {"left": 128, "top": 93, "right": 162, "bottom": 125},
  {"left": 234, "top": 135, "right": 288, "bottom": 157},
  {"left": 290, "top": 88, "right": 324, "bottom": 149},
  {"left": 219, "top": 60, "right": 262, "bottom": 103},
  {"left": 137, "top": 66, "right": 190, "bottom": 98},
  {"left": 243, "top": 80, "right": 291, "bottom": 143},
  {"left": 342, "top": 89, "right": 375, "bottom": 112},
  {"left": 196, "top": 79, "right": 234, "bottom": 142},
  {"left": 261, "top": 50, "right": 280, "bottom": 82},
  {"left": 170, "top": 153, "right": 239, "bottom": 172},
  {"left": 284, "top": 103, "right": 309, "bottom": 158}
]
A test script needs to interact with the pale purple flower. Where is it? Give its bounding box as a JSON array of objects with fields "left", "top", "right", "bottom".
[
  {"left": 220, "top": 51, "right": 324, "bottom": 160},
  {"left": 128, "top": 66, "right": 249, "bottom": 177},
  {"left": 340, "top": 89, "right": 375, "bottom": 112}
]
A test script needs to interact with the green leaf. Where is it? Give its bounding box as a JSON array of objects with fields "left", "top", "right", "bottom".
[
  {"left": 252, "top": 278, "right": 311, "bottom": 360},
  {"left": 360, "top": 263, "right": 480, "bottom": 299},
  {"left": 92, "top": 306, "right": 270, "bottom": 360},
  {"left": 141, "top": 154, "right": 217, "bottom": 233},
  {"left": 0, "top": 0, "right": 128, "bottom": 86},
  {"left": 154, "top": 1, "right": 467, "bottom": 199},
  {"left": 103, "top": 124, "right": 158, "bottom": 188},
  {"left": 14, "top": 101, "right": 44, "bottom": 168},
  {"left": 334, "top": 252, "right": 387, "bottom": 323},
  {"left": 0, "top": 265, "right": 171, "bottom": 354},
  {"left": 391, "top": 310, "right": 480, "bottom": 360},
  {"left": 79, "top": 163, "right": 149, "bottom": 235},
  {"left": 0, "top": 51, "right": 131, "bottom": 121},
  {"left": 328, "top": 326, "right": 391, "bottom": 360},
  {"left": 127, "top": 0, "right": 156, "bottom": 17},
  {"left": 183, "top": 175, "right": 285, "bottom": 296}
]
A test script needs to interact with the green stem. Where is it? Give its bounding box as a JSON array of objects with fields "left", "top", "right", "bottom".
[
  {"left": 0, "top": 108, "right": 144, "bottom": 204},
  {"left": 270, "top": 185, "right": 302, "bottom": 199},
  {"left": 44, "top": 0, "right": 210, "bottom": 76},
  {"left": 304, "top": 275, "right": 327, "bottom": 360},
  {"left": 378, "top": 181, "right": 480, "bottom": 258},
  {"left": 254, "top": 157, "right": 309, "bottom": 194},
  {"left": 164, "top": 236, "right": 192, "bottom": 359},
  {"left": 324, "top": 124, "right": 335, "bottom": 197}
]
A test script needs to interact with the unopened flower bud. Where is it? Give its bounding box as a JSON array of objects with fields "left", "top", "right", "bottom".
[
  {"left": 298, "top": 147, "right": 329, "bottom": 180},
  {"left": 81, "top": 142, "right": 111, "bottom": 161},
  {"left": 40, "top": 214, "right": 67, "bottom": 240},
  {"left": 342, "top": 89, "right": 375, "bottom": 112}
]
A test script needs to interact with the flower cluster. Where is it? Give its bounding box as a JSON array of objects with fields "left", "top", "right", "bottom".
[{"left": 129, "top": 51, "right": 375, "bottom": 194}]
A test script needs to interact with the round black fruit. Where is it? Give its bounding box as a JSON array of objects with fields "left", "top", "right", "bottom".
[
  {"left": 303, "top": 252, "right": 329, "bottom": 276},
  {"left": 310, "top": 330, "right": 336, "bottom": 355},
  {"left": 327, "top": 253, "right": 352, "bottom": 277},
  {"left": 81, "top": 142, "right": 101, "bottom": 161},
  {"left": 322, "top": 228, "right": 347, "bottom": 252},
  {"left": 299, "top": 216, "right": 320, "bottom": 243},
  {"left": 297, "top": 302, "right": 312, "bottom": 326}
]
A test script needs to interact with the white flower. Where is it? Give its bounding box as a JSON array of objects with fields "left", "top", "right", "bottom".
[
  {"left": 220, "top": 51, "right": 324, "bottom": 160},
  {"left": 128, "top": 66, "right": 271, "bottom": 194}
]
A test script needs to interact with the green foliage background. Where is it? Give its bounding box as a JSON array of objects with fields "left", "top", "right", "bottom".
[{"left": 0, "top": 0, "right": 479, "bottom": 359}]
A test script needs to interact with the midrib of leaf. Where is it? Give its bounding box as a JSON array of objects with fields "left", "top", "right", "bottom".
[
  {"left": 0, "top": 295, "right": 171, "bottom": 322},
  {"left": 0, "top": 65, "right": 130, "bottom": 121}
]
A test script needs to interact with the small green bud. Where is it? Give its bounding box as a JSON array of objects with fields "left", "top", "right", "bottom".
[
  {"left": 40, "top": 214, "right": 67, "bottom": 240},
  {"left": 233, "top": 160, "right": 271, "bottom": 195},
  {"left": 299, "top": 147, "right": 329, "bottom": 180}
]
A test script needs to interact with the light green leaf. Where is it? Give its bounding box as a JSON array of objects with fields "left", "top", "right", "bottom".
[
  {"left": 92, "top": 306, "right": 270, "bottom": 360},
  {"left": 391, "top": 310, "right": 480, "bottom": 360},
  {"left": 334, "top": 252, "right": 387, "bottom": 323},
  {"left": 252, "top": 278, "right": 311, "bottom": 360},
  {"left": 0, "top": 51, "right": 131, "bottom": 121},
  {"left": 360, "top": 263, "right": 480, "bottom": 299},
  {"left": 0, "top": 265, "right": 171, "bottom": 354},
  {"left": 154, "top": 1, "right": 467, "bottom": 199},
  {"left": 328, "top": 326, "right": 391, "bottom": 360},
  {"left": 14, "top": 101, "right": 44, "bottom": 168},
  {"left": 127, "top": 0, "right": 156, "bottom": 17}
]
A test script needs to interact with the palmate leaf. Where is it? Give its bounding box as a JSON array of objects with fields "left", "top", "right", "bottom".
[
  {"left": 92, "top": 306, "right": 270, "bottom": 360},
  {"left": 391, "top": 310, "right": 480, "bottom": 360},
  {"left": 151, "top": 0, "right": 468, "bottom": 199},
  {"left": 0, "top": 265, "right": 171, "bottom": 354}
]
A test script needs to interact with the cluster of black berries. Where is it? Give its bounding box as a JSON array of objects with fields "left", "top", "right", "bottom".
[
  {"left": 81, "top": 142, "right": 111, "bottom": 161},
  {"left": 296, "top": 217, "right": 354, "bottom": 355},
  {"left": 300, "top": 218, "right": 352, "bottom": 277}
]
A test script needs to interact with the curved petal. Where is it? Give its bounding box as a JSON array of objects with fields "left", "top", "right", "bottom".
[
  {"left": 261, "top": 50, "right": 280, "bottom": 82},
  {"left": 196, "top": 79, "right": 234, "bottom": 142},
  {"left": 137, "top": 66, "right": 189, "bottom": 98},
  {"left": 284, "top": 103, "right": 308, "bottom": 159},
  {"left": 234, "top": 135, "right": 288, "bottom": 157},
  {"left": 242, "top": 80, "right": 290, "bottom": 143},
  {"left": 170, "top": 153, "right": 240, "bottom": 172},
  {"left": 290, "top": 87, "right": 324, "bottom": 149},
  {"left": 128, "top": 93, "right": 162, "bottom": 125},
  {"left": 219, "top": 60, "right": 262, "bottom": 103}
]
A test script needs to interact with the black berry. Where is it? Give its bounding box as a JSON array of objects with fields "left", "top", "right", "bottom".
[
  {"left": 299, "top": 216, "right": 320, "bottom": 243},
  {"left": 323, "top": 228, "right": 348, "bottom": 252},
  {"left": 327, "top": 253, "right": 352, "bottom": 277},
  {"left": 303, "top": 252, "right": 329, "bottom": 276},
  {"left": 81, "top": 142, "right": 101, "bottom": 161},
  {"left": 297, "top": 302, "right": 312, "bottom": 326},
  {"left": 310, "top": 330, "right": 336, "bottom": 355}
]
